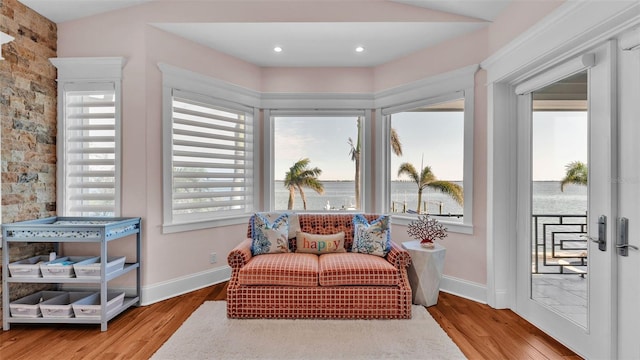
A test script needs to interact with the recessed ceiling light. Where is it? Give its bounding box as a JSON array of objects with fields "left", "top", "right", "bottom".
[
  {"left": 355, "top": 46, "right": 365, "bottom": 53},
  {"left": 273, "top": 46, "right": 283, "bottom": 53}
]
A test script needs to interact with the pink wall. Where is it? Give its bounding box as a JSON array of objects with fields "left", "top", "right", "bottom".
[
  {"left": 488, "top": 0, "right": 565, "bottom": 55},
  {"left": 57, "top": 13, "right": 263, "bottom": 286},
  {"left": 54, "top": 0, "right": 562, "bottom": 298},
  {"left": 374, "top": 27, "right": 489, "bottom": 92},
  {"left": 261, "top": 67, "right": 374, "bottom": 93}
]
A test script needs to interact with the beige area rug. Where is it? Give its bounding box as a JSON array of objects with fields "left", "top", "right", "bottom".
[{"left": 151, "top": 301, "right": 466, "bottom": 360}]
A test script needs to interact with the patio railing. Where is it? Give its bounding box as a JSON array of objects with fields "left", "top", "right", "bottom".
[{"left": 532, "top": 214, "right": 588, "bottom": 275}]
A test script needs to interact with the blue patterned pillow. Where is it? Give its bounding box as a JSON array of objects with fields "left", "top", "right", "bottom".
[
  {"left": 352, "top": 214, "right": 391, "bottom": 257},
  {"left": 251, "top": 213, "right": 290, "bottom": 256}
]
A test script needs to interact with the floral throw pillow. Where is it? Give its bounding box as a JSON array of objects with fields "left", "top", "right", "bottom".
[
  {"left": 258, "top": 212, "right": 300, "bottom": 239},
  {"left": 251, "top": 213, "right": 290, "bottom": 256},
  {"left": 352, "top": 214, "right": 391, "bottom": 257}
]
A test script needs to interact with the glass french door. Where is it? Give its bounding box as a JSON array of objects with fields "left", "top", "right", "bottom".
[
  {"left": 516, "top": 42, "right": 616, "bottom": 359},
  {"left": 530, "top": 70, "right": 589, "bottom": 328}
]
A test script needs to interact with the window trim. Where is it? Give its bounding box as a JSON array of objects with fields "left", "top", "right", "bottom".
[
  {"left": 374, "top": 65, "right": 477, "bottom": 234},
  {"left": 51, "top": 57, "right": 126, "bottom": 217},
  {"left": 159, "top": 63, "right": 261, "bottom": 233},
  {"left": 158, "top": 63, "right": 476, "bottom": 234}
]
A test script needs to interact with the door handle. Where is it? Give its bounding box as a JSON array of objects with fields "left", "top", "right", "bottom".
[
  {"left": 617, "top": 217, "right": 639, "bottom": 256},
  {"left": 581, "top": 215, "right": 607, "bottom": 251}
]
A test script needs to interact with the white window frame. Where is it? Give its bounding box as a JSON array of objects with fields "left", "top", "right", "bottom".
[
  {"left": 264, "top": 109, "right": 372, "bottom": 212},
  {"left": 51, "top": 57, "right": 126, "bottom": 217},
  {"left": 159, "top": 63, "right": 261, "bottom": 233},
  {"left": 375, "top": 65, "right": 477, "bottom": 234}
]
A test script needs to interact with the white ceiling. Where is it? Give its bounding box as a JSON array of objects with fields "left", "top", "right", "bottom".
[
  {"left": 152, "top": 22, "right": 487, "bottom": 67},
  {"left": 21, "top": 0, "right": 151, "bottom": 23},
  {"left": 19, "top": 0, "right": 513, "bottom": 67}
]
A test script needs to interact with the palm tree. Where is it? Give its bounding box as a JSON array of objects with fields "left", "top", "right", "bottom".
[
  {"left": 348, "top": 118, "right": 362, "bottom": 209},
  {"left": 390, "top": 128, "right": 403, "bottom": 157},
  {"left": 349, "top": 119, "right": 403, "bottom": 208},
  {"left": 284, "top": 158, "right": 324, "bottom": 210},
  {"left": 560, "top": 161, "right": 588, "bottom": 192},
  {"left": 397, "top": 161, "right": 463, "bottom": 214}
]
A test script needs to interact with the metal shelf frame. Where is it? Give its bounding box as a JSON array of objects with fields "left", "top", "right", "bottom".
[{"left": 2, "top": 217, "right": 141, "bottom": 331}]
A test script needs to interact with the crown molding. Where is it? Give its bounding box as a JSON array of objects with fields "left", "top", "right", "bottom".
[
  {"left": 482, "top": 1, "right": 640, "bottom": 84},
  {"left": 50, "top": 57, "right": 127, "bottom": 81}
]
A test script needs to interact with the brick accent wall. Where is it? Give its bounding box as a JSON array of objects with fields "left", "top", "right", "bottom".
[{"left": 0, "top": 0, "right": 58, "bottom": 322}]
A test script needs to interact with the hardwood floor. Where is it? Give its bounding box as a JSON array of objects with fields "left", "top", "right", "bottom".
[
  {"left": 0, "top": 283, "right": 581, "bottom": 359},
  {"left": 428, "top": 292, "right": 582, "bottom": 360}
]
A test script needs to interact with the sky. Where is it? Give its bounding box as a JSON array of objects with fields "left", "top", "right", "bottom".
[
  {"left": 533, "top": 111, "right": 588, "bottom": 181},
  {"left": 274, "top": 116, "right": 358, "bottom": 181},
  {"left": 273, "top": 112, "right": 464, "bottom": 181},
  {"left": 272, "top": 110, "right": 588, "bottom": 182}
]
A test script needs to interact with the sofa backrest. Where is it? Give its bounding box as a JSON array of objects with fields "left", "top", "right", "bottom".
[{"left": 247, "top": 213, "right": 383, "bottom": 251}]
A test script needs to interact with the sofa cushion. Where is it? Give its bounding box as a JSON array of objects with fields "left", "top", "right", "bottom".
[
  {"left": 296, "top": 231, "right": 346, "bottom": 254},
  {"left": 319, "top": 253, "right": 399, "bottom": 286},
  {"left": 238, "top": 253, "right": 319, "bottom": 287}
]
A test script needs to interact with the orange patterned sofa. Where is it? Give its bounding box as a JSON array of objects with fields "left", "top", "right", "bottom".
[{"left": 227, "top": 213, "right": 412, "bottom": 319}]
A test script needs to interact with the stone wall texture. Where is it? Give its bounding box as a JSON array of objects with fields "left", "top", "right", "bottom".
[{"left": 1, "top": 0, "right": 58, "bottom": 321}]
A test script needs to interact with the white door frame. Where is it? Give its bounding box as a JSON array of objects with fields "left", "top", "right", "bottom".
[
  {"left": 615, "top": 27, "right": 640, "bottom": 360},
  {"left": 513, "top": 42, "right": 617, "bottom": 359},
  {"left": 485, "top": 2, "right": 640, "bottom": 311},
  {"left": 484, "top": 0, "right": 640, "bottom": 355},
  {"left": 484, "top": 0, "right": 640, "bottom": 306}
]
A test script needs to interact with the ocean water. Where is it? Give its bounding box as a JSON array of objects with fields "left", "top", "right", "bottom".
[{"left": 274, "top": 180, "right": 588, "bottom": 215}]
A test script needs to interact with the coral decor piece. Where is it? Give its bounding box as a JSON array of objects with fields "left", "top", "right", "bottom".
[{"left": 407, "top": 215, "right": 448, "bottom": 249}]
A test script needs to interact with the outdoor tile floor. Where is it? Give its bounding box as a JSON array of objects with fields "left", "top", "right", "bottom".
[{"left": 532, "top": 274, "right": 587, "bottom": 327}]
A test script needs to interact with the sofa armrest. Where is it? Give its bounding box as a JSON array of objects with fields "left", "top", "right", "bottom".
[
  {"left": 228, "top": 239, "right": 253, "bottom": 269},
  {"left": 386, "top": 241, "right": 411, "bottom": 269}
]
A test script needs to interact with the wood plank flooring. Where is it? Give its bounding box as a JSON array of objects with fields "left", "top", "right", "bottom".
[
  {"left": 428, "top": 292, "right": 582, "bottom": 360},
  {"left": 0, "top": 283, "right": 581, "bottom": 359}
]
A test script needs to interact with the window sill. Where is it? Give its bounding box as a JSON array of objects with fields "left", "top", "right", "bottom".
[
  {"left": 390, "top": 214, "right": 473, "bottom": 235},
  {"left": 162, "top": 214, "right": 251, "bottom": 234}
]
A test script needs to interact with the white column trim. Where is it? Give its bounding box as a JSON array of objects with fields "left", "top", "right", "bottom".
[{"left": 485, "top": 82, "right": 517, "bottom": 309}]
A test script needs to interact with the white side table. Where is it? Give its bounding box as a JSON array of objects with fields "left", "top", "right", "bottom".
[{"left": 402, "top": 240, "right": 446, "bottom": 307}]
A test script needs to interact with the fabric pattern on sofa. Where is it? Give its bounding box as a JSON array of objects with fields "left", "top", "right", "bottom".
[
  {"left": 238, "top": 253, "right": 319, "bottom": 287},
  {"left": 318, "top": 253, "right": 399, "bottom": 286},
  {"left": 227, "top": 213, "right": 412, "bottom": 319}
]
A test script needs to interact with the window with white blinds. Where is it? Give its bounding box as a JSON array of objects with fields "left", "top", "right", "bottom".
[
  {"left": 167, "top": 90, "right": 254, "bottom": 226},
  {"left": 61, "top": 83, "right": 120, "bottom": 216}
]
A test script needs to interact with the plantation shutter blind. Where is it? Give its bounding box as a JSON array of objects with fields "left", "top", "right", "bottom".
[
  {"left": 170, "top": 89, "right": 254, "bottom": 223},
  {"left": 62, "top": 82, "right": 119, "bottom": 216}
]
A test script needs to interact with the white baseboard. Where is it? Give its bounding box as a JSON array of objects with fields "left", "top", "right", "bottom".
[
  {"left": 140, "top": 266, "right": 232, "bottom": 306},
  {"left": 489, "top": 289, "right": 510, "bottom": 309},
  {"left": 439, "top": 275, "right": 487, "bottom": 304}
]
